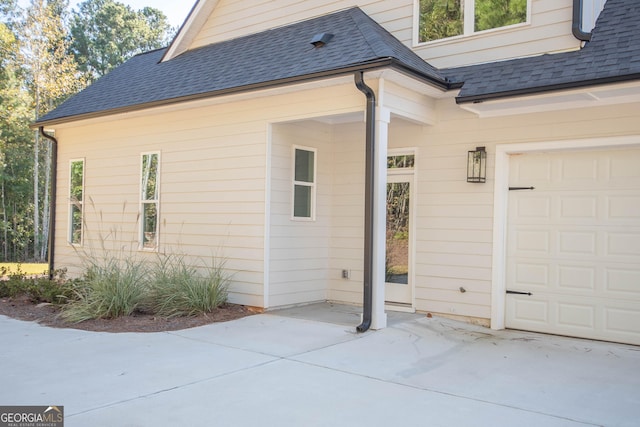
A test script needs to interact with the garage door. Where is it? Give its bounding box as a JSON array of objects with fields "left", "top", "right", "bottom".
[{"left": 506, "top": 148, "right": 640, "bottom": 345}]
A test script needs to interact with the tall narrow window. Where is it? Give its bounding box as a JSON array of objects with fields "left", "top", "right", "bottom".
[
  {"left": 68, "top": 159, "right": 84, "bottom": 245},
  {"left": 140, "top": 152, "right": 159, "bottom": 249},
  {"left": 292, "top": 146, "right": 316, "bottom": 220}
]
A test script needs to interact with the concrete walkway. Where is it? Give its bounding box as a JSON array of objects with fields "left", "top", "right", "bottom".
[{"left": 1, "top": 303, "right": 639, "bottom": 426}]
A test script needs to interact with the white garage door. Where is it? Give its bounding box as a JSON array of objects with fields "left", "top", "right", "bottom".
[{"left": 506, "top": 148, "right": 640, "bottom": 345}]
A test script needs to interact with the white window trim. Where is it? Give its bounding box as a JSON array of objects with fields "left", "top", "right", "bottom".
[
  {"left": 68, "top": 158, "right": 85, "bottom": 246},
  {"left": 291, "top": 145, "right": 317, "bottom": 221},
  {"left": 139, "top": 151, "right": 161, "bottom": 251},
  {"left": 413, "top": 0, "right": 532, "bottom": 47}
]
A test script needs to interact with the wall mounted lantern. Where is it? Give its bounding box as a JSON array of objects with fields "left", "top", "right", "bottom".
[{"left": 467, "top": 146, "right": 487, "bottom": 183}]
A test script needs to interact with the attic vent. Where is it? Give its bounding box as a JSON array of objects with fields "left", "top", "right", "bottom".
[{"left": 310, "top": 33, "right": 334, "bottom": 48}]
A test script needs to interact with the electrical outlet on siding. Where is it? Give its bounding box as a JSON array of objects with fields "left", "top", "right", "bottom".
[{"left": 341, "top": 269, "right": 351, "bottom": 279}]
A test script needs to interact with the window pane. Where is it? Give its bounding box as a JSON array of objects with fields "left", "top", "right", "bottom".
[
  {"left": 70, "top": 161, "right": 84, "bottom": 201},
  {"left": 142, "top": 153, "right": 159, "bottom": 201},
  {"left": 294, "top": 149, "right": 314, "bottom": 183},
  {"left": 142, "top": 203, "right": 157, "bottom": 248},
  {"left": 475, "top": 0, "right": 527, "bottom": 32},
  {"left": 418, "top": 0, "right": 463, "bottom": 42},
  {"left": 388, "top": 155, "right": 415, "bottom": 169},
  {"left": 386, "top": 182, "right": 410, "bottom": 285},
  {"left": 294, "top": 185, "right": 311, "bottom": 218},
  {"left": 70, "top": 203, "right": 82, "bottom": 244}
]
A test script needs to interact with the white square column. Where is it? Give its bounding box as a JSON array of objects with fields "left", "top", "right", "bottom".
[{"left": 371, "top": 106, "right": 390, "bottom": 330}]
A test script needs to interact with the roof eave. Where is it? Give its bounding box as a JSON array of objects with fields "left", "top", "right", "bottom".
[
  {"left": 455, "top": 73, "right": 640, "bottom": 105},
  {"left": 34, "top": 58, "right": 451, "bottom": 128}
]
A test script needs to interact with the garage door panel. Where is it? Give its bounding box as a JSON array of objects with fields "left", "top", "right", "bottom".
[
  {"left": 510, "top": 294, "right": 640, "bottom": 343},
  {"left": 605, "top": 307, "right": 640, "bottom": 336},
  {"left": 605, "top": 268, "right": 640, "bottom": 295},
  {"left": 506, "top": 148, "right": 640, "bottom": 345},
  {"left": 560, "top": 196, "right": 598, "bottom": 219},
  {"left": 606, "top": 232, "right": 640, "bottom": 257},
  {"left": 558, "top": 231, "right": 597, "bottom": 256},
  {"left": 557, "top": 302, "right": 595, "bottom": 330},
  {"left": 606, "top": 195, "right": 640, "bottom": 220},
  {"left": 508, "top": 297, "right": 549, "bottom": 324},
  {"left": 557, "top": 265, "right": 596, "bottom": 291},
  {"left": 512, "top": 262, "right": 550, "bottom": 288},
  {"left": 558, "top": 157, "right": 598, "bottom": 182}
]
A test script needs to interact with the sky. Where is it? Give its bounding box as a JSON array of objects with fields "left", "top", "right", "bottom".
[{"left": 18, "top": 0, "right": 195, "bottom": 27}]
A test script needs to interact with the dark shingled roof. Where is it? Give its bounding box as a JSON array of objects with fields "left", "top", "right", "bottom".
[
  {"left": 37, "top": 0, "right": 640, "bottom": 124},
  {"left": 444, "top": 0, "right": 640, "bottom": 103},
  {"left": 37, "top": 7, "right": 448, "bottom": 125}
]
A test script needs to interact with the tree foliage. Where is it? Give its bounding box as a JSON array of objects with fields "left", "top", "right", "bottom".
[
  {"left": 419, "top": 0, "right": 463, "bottom": 43},
  {"left": 475, "top": 0, "right": 527, "bottom": 32},
  {"left": 69, "top": 0, "right": 173, "bottom": 80},
  {"left": 0, "top": 0, "right": 174, "bottom": 262}
]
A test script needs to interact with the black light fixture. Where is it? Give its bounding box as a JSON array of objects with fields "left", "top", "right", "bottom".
[
  {"left": 310, "top": 33, "right": 334, "bottom": 48},
  {"left": 467, "top": 146, "right": 487, "bottom": 183}
]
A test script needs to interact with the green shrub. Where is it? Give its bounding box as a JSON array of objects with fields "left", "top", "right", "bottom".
[
  {"left": 0, "top": 268, "right": 74, "bottom": 305},
  {"left": 147, "top": 254, "right": 229, "bottom": 318}
]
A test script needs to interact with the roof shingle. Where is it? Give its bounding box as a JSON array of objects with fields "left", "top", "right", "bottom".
[{"left": 38, "top": 7, "right": 447, "bottom": 125}]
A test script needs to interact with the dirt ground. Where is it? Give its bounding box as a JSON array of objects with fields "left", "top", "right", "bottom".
[{"left": 0, "top": 295, "right": 256, "bottom": 333}]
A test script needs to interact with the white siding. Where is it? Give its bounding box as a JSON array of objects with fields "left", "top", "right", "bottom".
[
  {"left": 328, "top": 122, "right": 366, "bottom": 305},
  {"left": 410, "top": 99, "right": 640, "bottom": 321},
  {"left": 53, "top": 81, "right": 365, "bottom": 308},
  {"left": 188, "top": 0, "right": 580, "bottom": 69},
  {"left": 269, "top": 121, "right": 332, "bottom": 307},
  {"left": 53, "top": 70, "right": 640, "bottom": 322}
]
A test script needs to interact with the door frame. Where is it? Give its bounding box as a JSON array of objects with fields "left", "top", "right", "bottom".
[
  {"left": 385, "top": 148, "right": 417, "bottom": 308},
  {"left": 491, "top": 135, "right": 640, "bottom": 330}
]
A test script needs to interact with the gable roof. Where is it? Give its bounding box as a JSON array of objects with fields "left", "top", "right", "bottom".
[
  {"left": 444, "top": 0, "right": 640, "bottom": 104},
  {"left": 36, "top": 7, "right": 449, "bottom": 126}
]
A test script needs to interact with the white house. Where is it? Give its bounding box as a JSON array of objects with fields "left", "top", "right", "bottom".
[{"left": 36, "top": 0, "right": 640, "bottom": 345}]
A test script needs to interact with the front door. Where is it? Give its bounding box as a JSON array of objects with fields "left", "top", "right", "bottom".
[{"left": 385, "top": 152, "right": 414, "bottom": 305}]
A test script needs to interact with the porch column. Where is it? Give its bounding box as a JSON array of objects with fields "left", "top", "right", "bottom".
[{"left": 371, "top": 106, "right": 390, "bottom": 330}]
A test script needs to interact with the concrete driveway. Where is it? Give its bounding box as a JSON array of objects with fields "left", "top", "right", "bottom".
[{"left": 1, "top": 303, "right": 639, "bottom": 426}]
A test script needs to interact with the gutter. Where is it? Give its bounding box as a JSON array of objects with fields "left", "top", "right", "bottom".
[
  {"left": 39, "top": 127, "right": 58, "bottom": 280},
  {"left": 354, "top": 72, "right": 375, "bottom": 333},
  {"left": 455, "top": 73, "right": 640, "bottom": 105},
  {"left": 572, "top": 0, "right": 592, "bottom": 42},
  {"left": 34, "top": 58, "right": 450, "bottom": 128}
]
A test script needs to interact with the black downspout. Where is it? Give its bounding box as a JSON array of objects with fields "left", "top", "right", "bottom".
[
  {"left": 39, "top": 127, "right": 57, "bottom": 280},
  {"left": 572, "top": 0, "right": 592, "bottom": 42},
  {"left": 354, "top": 72, "right": 375, "bottom": 333}
]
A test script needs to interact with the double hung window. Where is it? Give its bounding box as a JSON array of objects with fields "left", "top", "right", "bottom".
[{"left": 292, "top": 146, "right": 316, "bottom": 220}]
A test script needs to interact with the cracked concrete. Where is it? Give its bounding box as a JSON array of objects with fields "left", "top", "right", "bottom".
[{"left": 1, "top": 304, "right": 639, "bottom": 426}]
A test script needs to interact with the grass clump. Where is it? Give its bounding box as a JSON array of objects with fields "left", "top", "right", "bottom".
[
  {"left": 59, "top": 252, "right": 230, "bottom": 323},
  {"left": 147, "top": 254, "right": 230, "bottom": 318},
  {"left": 61, "top": 257, "right": 149, "bottom": 323}
]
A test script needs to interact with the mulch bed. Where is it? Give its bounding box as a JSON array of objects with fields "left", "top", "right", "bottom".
[{"left": 0, "top": 295, "right": 256, "bottom": 333}]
